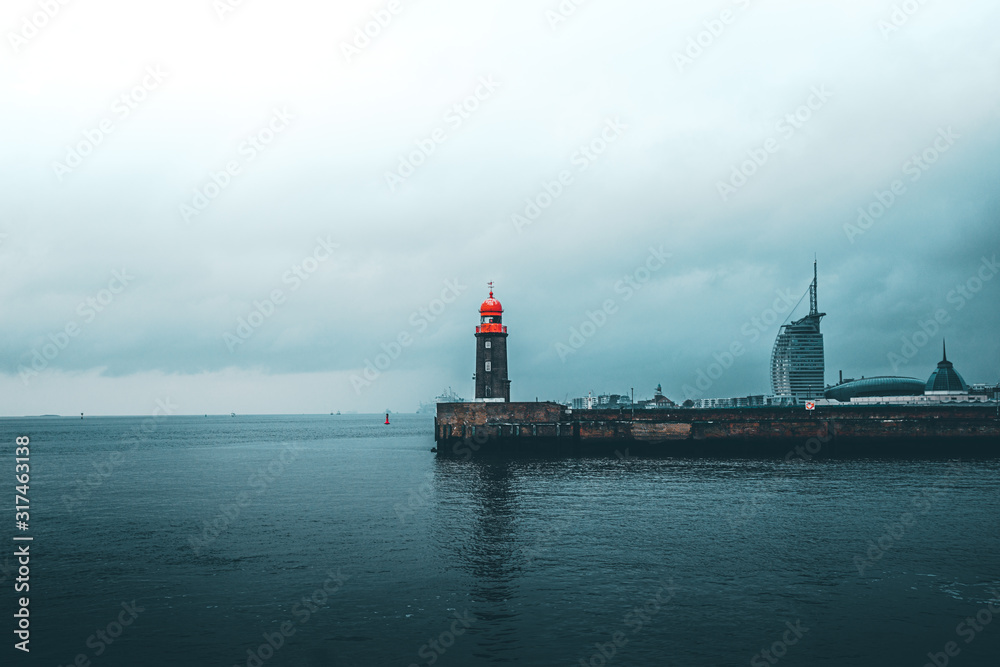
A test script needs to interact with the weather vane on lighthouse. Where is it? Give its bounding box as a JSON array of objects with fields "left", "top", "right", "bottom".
[{"left": 487, "top": 280, "right": 494, "bottom": 297}]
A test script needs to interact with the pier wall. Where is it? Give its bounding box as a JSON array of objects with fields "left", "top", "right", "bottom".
[{"left": 434, "top": 402, "right": 1000, "bottom": 456}]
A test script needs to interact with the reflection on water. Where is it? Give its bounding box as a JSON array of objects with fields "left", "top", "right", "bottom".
[{"left": 435, "top": 458, "right": 524, "bottom": 663}]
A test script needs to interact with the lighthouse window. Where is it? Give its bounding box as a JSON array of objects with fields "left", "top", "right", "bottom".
[
  {"left": 485, "top": 341, "right": 491, "bottom": 349},
  {"left": 485, "top": 361, "right": 492, "bottom": 371}
]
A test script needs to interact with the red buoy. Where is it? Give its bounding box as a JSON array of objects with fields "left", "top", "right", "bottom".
[{"left": 385, "top": 413, "right": 390, "bottom": 425}]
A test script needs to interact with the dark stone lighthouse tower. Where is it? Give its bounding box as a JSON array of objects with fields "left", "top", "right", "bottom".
[{"left": 474, "top": 282, "right": 510, "bottom": 401}]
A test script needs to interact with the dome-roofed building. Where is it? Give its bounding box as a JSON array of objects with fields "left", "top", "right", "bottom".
[
  {"left": 820, "top": 341, "right": 984, "bottom": 405},
  {"left": 824, "top": 376, "right": 925, "bottom": 402},
  {"left": 925, "top": 340, "right": 969, "bottom": 394}
]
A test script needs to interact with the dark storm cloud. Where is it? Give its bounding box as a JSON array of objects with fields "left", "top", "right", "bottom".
[{"left": 1, "top": 0, "right": 997, "bottom": 413}]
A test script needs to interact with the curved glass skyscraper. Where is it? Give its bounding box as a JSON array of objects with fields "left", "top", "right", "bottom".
[{"left": 771, "top": 261, "right": 826, "bottom": 399}]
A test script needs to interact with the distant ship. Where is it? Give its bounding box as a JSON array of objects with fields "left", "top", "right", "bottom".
[{"left": 418, "top": 387, "right": 465, "bottom": 414}]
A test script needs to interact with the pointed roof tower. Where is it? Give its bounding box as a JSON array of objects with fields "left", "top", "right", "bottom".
[{"left": 925, "top": 339, "right": 969, "bottom": 393}]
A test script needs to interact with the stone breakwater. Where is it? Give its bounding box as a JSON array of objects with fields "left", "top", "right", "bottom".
[{"left": 434, "top": 402, "right": 1000, "bottom": 456}]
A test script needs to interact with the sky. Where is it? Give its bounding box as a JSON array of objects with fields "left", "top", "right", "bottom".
[{"left": 2, "top": 0, "right": 998, "bottom": 415}]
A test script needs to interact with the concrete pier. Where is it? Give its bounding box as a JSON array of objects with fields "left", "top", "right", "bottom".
[{"left": 434, "top": 402, "right": 1000, "bottom": 456}]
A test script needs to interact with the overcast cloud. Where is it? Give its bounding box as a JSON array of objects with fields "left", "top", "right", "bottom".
[{"left": 2, "top": 0, "right": 998, "bottom": 415}]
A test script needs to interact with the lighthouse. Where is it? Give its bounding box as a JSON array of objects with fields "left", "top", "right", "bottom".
[{"left": 474, "top": 282, "right": 511, "bottom": 401}]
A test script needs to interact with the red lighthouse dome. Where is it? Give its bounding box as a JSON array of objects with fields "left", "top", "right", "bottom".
[
  {"left": 476, "top": 282, "right": 506, "bottom": 333},
  {"left": 480, "top": 290, "right": 503, "bottom": 317}
]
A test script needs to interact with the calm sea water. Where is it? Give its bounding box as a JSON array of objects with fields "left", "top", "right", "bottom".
[{"left": 2, "top": 414, "right": 999, "bottom": 666}]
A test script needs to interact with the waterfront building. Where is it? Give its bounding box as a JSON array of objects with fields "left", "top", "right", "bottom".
[
  {"left": 844, "top": 394, "right": 988, "bottom": 405},
  {"left": 924, "top": 341, "right": 968, "bottom": 395},
  {"left": 969, "top": 383, "right": 1000, "bottom": 401},
  {"left": 570, "top": 386, "right": 674, "bottom": 410},
  {"left": 572, "top": 393, "right": 630, "bottom": 410},
  {"left": 689, "top": 395, "right": 796, "bottom": 408},
  {"left": 824, "top": 376, "right": 925, "bottom": 402},
  {"left": 770, "top": 261, "right": 826, "bottom": 399},
  {"left": 473, "top": 283, "right": 510, "bottom": 402},
  {"left": 823, "top": 342, "right": 992, "bottom": 404},
  {"left": 637, "top": 384, "right": 675, "bottom": 409}
]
